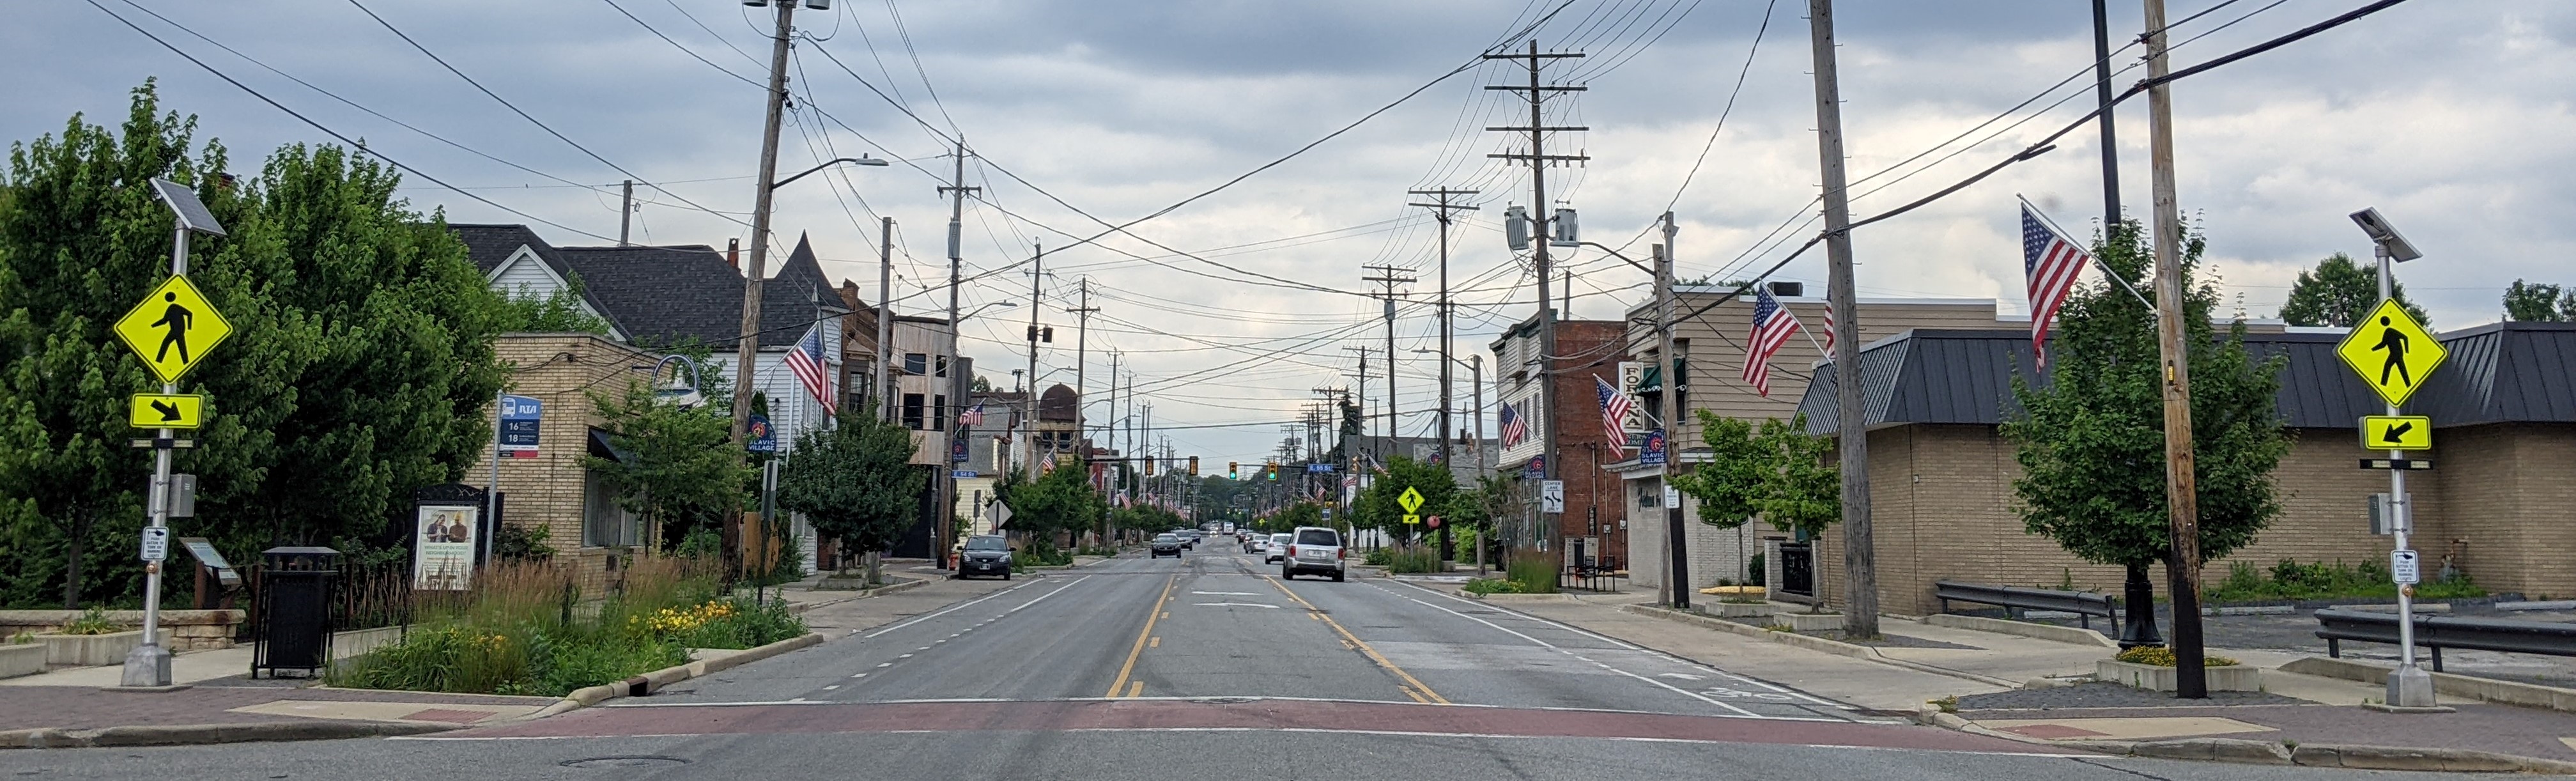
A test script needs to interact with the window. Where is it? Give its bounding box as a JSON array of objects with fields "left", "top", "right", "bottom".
[
  {"left": 903, "top": 353, "right": 928, "bottom": 375},
  {"left": 583, "top": 470, "right": 636, "bottom": 548},
  {"left": 902, "top": 393, "right": 926, "bottom": 430},
  {"left": 933, "top": 394, "right": 948, "bottom": 431},
  {"left": 935, "top": 355, "right": 950, "bottom": 378},
  {"left": 965, "top": 536, "right": 1007, "bottom": 551},
  {"left": 1295, "top": 529, "right": 1339, "bottom": 546},
  {"left": 1637, "top": 481, "right": 1662, "bottom": 508}
]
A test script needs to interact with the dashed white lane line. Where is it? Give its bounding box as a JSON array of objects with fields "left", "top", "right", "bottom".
[{"left": 1388, "top": 581, "right": 1853, "bottom": 712}]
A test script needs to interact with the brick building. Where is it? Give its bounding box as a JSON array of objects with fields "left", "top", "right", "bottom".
[
  {"left": 1789, "top": 323, "right": 2576, "bottom": 615},
  {"left": 1488, "top": 314, "right": 1631, "bottom": 566}
]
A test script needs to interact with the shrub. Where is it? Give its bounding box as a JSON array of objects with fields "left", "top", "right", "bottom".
[
  {"left": 1747, "top": 552, "right": 1766, "bottom": 586},
  {"left": 1504, "top": 547, "right": 1559, "bottom": 594},
  {"left": 2115, "top": 645, "right": 2239, "bottom": 667},
  {"left": 10, "top": 631, "right": 33, "bottom": 645},
  {"left": 2202, "top": 558, "right": 2485, "bottom": 603},
  {"left": 59, "top": 606, "right": 122, "bottom": 635},
  {"left": 1463, "top": 578, "right": 1522, "bottom": 595},
  {"left": 1384, "top": 545, "right": 1443, "bottom": 575},
  {"left": 1363, "top": 547, "right": 1394, "bottom": 566}
]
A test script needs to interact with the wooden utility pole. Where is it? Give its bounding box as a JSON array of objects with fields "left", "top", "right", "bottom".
[
  {"left": 937, "top": 141, "right": 979, "bottom": 561},
  {"left": 1024, "top": 244, "right": 1045, "bottom": 479},
  {"left": 619, "top": 180, "right": 635, "bottom": 245},
  {"left": 876, "top": 217, "right": 894, "bottom": 423},
  {"left": 1361, "top": 265, "right": 1415, "bottom": 442},
  {"left": 1806, "top": 0, "right": 1878, "bottom": 638},
  {"left": 2142, "top": 0, "right": 2209, "bottom": 699},
  {"left": 1408, "top": 188, "right": 1477, "bottom": 560},
  {"left": 730, "top": 0, "right": 796, "bottom": 442},
  {"left": 1485, "top": 41, "right": 1586, "bottom": 557}
]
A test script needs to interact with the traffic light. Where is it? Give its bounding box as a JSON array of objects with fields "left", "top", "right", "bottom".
[
  {"left": 1189, "top": 456, "right": 1200, "bottom": 476},
  {"left": 1144, "top": 456, "right": 1155, "bottom": 476},
  {"left": 1265, "top": 462, "right": 1278, "bottom": 481},
  {"left": 1228, "top": 461, "right": 1239, "bottom": 479}
]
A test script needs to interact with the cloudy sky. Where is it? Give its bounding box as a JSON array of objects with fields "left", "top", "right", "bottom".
[{"left": 10, "top": 0, "right": 2570, "bottom": 463}]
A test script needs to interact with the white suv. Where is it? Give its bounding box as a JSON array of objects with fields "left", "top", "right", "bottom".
[
  {"left": 1263, "top": 533, "right": 1292, "bottom": 564},
  {"left": 1279, "top": 526, "right": 1345, "bottom": 582}
]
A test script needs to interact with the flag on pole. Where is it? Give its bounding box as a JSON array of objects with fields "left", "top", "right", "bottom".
[
  {"left": 2021, "top": 204, "right": 2091, "bottom": 368},
  {"left": 1741, "top": 289, "right": 1806, "bottom": 397},
  {"left": 783, "top": 324, "right": 835, "bottom": 414},
  {"left": 1594, "top": 375, "right": 1634, "bottom": 459},
  {"left": 1497, "top": 401, "right": 1528, "bottom": 447},
  {"left": 958, "top": 403, "right": 985, "bottom": 427}
]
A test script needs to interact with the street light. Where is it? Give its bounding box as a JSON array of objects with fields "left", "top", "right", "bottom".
[{"left": 772, "top": 156, "right": 890, "bottom": 190}]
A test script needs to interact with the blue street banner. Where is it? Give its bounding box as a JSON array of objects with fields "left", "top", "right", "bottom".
[
  {"left": 746, "top": 413, "right": 778, "bottom": 452},
  {"left": 498, "top": 395, "right": 541, "bottom": 458},
  {"left": 1523, "top": 455, "right": 1546, "bottom": 479},
  {"left": 1640, "top": 429, "right": 1667, "bottom": 467},
  {"left": 950, "top": 433, "right": 970, "bottom": 463}
]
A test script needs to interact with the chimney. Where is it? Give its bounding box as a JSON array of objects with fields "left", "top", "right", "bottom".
[{"left": 727, "top": 238, "right": 740, "bottom": 270}]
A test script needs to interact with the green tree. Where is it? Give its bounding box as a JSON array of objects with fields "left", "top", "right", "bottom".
[
  {"left": 0, "top": 83, "right": 511, "bottom": 607},
  {"left": 996, "top": 462, "right": 1104, "bottom": 546},
  {"left": 496, "top": 274, "right": 608, "bottom": 335},
  {"left": 2003, "top": 219, "right": 2291, "bottom": 630},
  {"left": 1670, "top": 413, "right": 1766, "bottom": 531},
  {"left": 2503, "top": 279, "right": 2576, "bottom": 322},
  {"left": 1750, "top": 417, "right": 1839, "bottom": 539},
  {"left": 585, "top": 380, "right": 750, "bottom": 552},
  {"left": 778, "top": 407, "right": 922, "bottom": 584},
  {"left": 1350, "top": 455, "right": 1456, "bottom": 544},
  {"left": 2279, "top": 252, "right": 2425, "bottom": 328}
]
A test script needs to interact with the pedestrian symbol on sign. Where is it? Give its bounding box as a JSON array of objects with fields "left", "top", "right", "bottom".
[
  {"left": 2335, "top": 300, "right": 2444, "bottom": 407},
  {"left": 2370, "top": 316, "right": 2411, "bottom": 387}
]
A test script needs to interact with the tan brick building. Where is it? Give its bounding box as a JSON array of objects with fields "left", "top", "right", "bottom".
[
  {"left": 470, "top": 332, "right": 661, "bottom": 590},
  {"left": 1787, "top": 323, "right": 2576, "bottom": 615}
]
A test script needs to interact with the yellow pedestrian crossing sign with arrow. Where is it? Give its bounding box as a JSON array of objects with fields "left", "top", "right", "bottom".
[
  {"left": 114, "top": 275, "right": 231, "bottom": 384},
  {"left": 2335, "top": 299, "right": 2443, "bottom": 407}
]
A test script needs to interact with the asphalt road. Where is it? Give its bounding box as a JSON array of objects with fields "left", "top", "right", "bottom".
[{"left": 0, "top": 546, "right": 2515, "bottom": 780}]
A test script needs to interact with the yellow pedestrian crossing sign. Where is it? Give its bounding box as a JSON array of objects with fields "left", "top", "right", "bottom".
[
  {"left": 2335, "top": 299, "right": 2443, "bottom": 407},
  {"left": 114, "top": 275, "right": 231, "bottom": 384},
  {"left": 1398, "top": 486, "right": 1424, "bottom": 514},
  {"left": 129, "top": 394, "right": 204, "bottom": 429}
]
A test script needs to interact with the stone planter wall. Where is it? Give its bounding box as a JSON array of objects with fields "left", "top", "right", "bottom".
[
  {"left": 1775, "top": 612, "right": 1846, "bottom": 632},
  {"left": 2097, "top": 658, "right": 2264, "bottom": 692},
  {"left": 0, "top": 643, "right": 45, "bottom": 679},
  {"left": 38, "top": 628, "right": 169, "bottom": 667},
  {"left": 1699, "top": 601, "right": 1775, "bottom": 618},
  {"left": 0, "top": 610, "right": 240, "bottom": 651}
]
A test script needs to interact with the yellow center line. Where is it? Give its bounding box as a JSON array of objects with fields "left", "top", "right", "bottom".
[
  {"left": 1265, "top": 576, "right": 1448, "bottom": 705},
  {"left": 1106, "top": 574, "right": 1177, "bottom": 698}
]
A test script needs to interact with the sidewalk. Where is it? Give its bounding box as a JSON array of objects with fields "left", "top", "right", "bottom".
[
  {"left": 0, "top": 639, "right": 553, "bottom": 747},
  {"left": 1418, "top": 581, "right": 2576, "bottom": 772}
]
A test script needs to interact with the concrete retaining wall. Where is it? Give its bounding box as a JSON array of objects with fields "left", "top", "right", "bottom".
[{"left": 0, "top": 610, "right": 240, "bottom": 652}]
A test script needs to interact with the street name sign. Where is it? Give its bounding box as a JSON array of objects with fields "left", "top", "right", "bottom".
[
  {"left": 2335, "top": 299, "right": 2444, "bottom": 407},
  {"left": 114, "top": 275, "right": 232, "bottom": 384},
  {"left": 2360, "top": 415, "right": 2431, "bottom": 451},
  {"left": 128, "top": 393, "right": 203, "bottom": 429}
]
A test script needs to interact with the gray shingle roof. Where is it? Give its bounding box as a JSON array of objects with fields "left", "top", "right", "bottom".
[
  {"left": 451, "top": 223, "right": 625, "bottom": 336},
  {"left": 1798, "top": 324, "right": 2573, "bottom": 434},
  {"left": 452, "top": 224, "right": 849, "bottom": 350}
]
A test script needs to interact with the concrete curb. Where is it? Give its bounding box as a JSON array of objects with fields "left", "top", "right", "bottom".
[
  {"left": 1908, "top": 704, "right": 2576, "bottom": 774},
  {"left": 1922, "top": 614, "right": 2118, "bottom": 649},
  {"left": 1467, "top": 592, "right": 1580, "bottom": 603},
  {"left": 1620, "top": 604, "right": 2021, "bottom": 689},
  {"left": 0, "top": 720, "right": 456, "bottom": 750},
  {"left": 522, "top": 631, "right": 828, "bottom": 722},
  {"left": 2281, "top": 656, "right": 2576, "bottom": 715}
]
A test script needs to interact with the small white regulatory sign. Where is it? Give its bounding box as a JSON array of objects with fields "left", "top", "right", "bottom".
[
  {"left": 1541, "top": 480, "right": 1566, "bottom": 514},
  {"left": 140, "top": 527, "right": 170, "bottom": 562},
  {"left": 2390, "top": 549, "right": 2421, "bottom": 585}
]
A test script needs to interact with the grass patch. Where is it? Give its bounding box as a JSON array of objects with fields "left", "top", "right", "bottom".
[
  {"left": 58, "top": 606, "right": 122, "bottom": 635},
  {"left": 2115, "top": 645, "right": 2240, "bottom": 667},
  {"left": 1384, "top": 545, "right": 1443, "bottom": 575},
  {"left": 1504, "top": 547, "right": 1559, "bottom": 594},
  {"left": 2203, "top": 559, "right": 2485, "bottom": 603},
  {"left": 328, "top": 557, "right": 806, "bottom": 697},
  {"left": 1463, "top": 577, "right": 1522, "bottom": 595}
]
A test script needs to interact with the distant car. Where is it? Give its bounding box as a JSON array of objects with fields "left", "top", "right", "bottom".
[
  {"left": 1262, "top": 533, "right": 1292, "bottom": 564},
  {"left": 957, "top": 535, "right": 1012, "bottom": 580},
  {"left": 1279, "top": 526, "right": 1345, "bottom": 582},
  {"left": 1176, "top": 530, "right": 1199, "bottom": 549},
  {"left": 1242, "top": 536, "right": 1263, "bottom": 554},
  {"left": 1151, "top": 533, "right": 1184, "bottom": 559}
]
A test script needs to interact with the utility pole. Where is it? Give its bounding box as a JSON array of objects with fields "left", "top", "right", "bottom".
[
  {"left": 1025, "top": 243, "right": 1045, "bottom": 479},
  {"left": 2141, "top": 0, "right": 2209, "bottom": 700},
  {"left": 1105, "top": 351, "right": 1120, "bottom": 545},
  {"left": 619, "top": 180, "right": 635, "bottom": 246},
  {"left": 1658, "top": 214, "right": 1690, "bottom": 610},
  {"left": 1361, "top": 265, "right": 1414, "bottom": 443},
  {"left": 876, "top": 217, "right": 895, "bottom": 423},
  {"left": 1408, "top": 189, "right": 1479, "bottom": 487},
  {"left": 1485, "top": 40, "right": 1585, "bottom": 557},
  {"left": 1807, "top": 0, "right": 1878, "bottom": 638},
  {"left": 938, "top": 140, "right": 978, "bottom": 562},
  {"left": 2091, "top": 0, "right": 2123, "bottom": 229},
  {"left": 1070, "top": 278, "right": 1098, "bottom": 435},
  {"left": 730, "top": 0, "right": 796, "bottom": 442},
  {"left": 1344, "top": 346, "right": 1373, "bottom": 460}
]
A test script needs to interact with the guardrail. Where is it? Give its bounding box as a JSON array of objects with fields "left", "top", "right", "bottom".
[
  {"left": 1933, "top": 581, "right": 2118, "bottom": 630},
  {"left": 2315, "top": 608, "right": 2576, "bottom": 672}
]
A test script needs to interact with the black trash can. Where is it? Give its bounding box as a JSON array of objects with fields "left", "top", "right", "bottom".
[{"left": 253, "top": 546, "right": 339, "bottom": 678}]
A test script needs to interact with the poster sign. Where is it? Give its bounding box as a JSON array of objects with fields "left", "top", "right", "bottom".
[
  {"left": 745, "top": 413, "right": 777, "bottom": 452},
  {"left": 1640, "top": 429, "right": 1667, "bottom": 466},
  {"left": 498, "top": 395, "right": 541, "bottom": 458},
  {"left": 413, "top": 505, "right": 477, "bottom": 591},
  {"left": 1523, "top": 456, "right": 1546, "bottom": 479}
]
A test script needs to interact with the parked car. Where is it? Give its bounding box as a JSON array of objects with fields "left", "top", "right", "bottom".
[
  {"left": 1262, "top": 533, "right": 1292, "bottom": 564},
  {"left": 1151, "top": 533, "right": 1184, "bottom": 559},
  {"left": 1279, "top": 526, "right": 1345, "bottom": 582},
  {"left": 956, "top": 535, "right": 1013, "bottom": 580}
]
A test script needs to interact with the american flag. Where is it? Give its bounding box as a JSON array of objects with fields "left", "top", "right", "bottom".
[
  {"left": 783, "top": 324, "right": 835, "bottom": 415},
  {"left": 1741, "top": 289, "right": 1806, "bottom": 397},
  {"left": 1497, "top": 401, "right": 1528, "bottom": 447},
  {"left": 1595, "top": 375, "right": 1635, "bottom": 459},
  {"left": 957, "top": 403, "right": 985, "bottom": 427},
  {"left": 2021, "top": 204, "right": 2090, "bottom": 368}
]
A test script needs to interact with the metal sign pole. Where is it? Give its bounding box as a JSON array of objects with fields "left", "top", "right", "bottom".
[
  {"left": 2378, "top": 245, "right": 2433, "bottom": 709},
  {"left": 123, "top": 224, "right": 185, "bottom": 689}
]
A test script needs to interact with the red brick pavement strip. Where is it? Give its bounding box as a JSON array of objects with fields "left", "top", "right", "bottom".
[
  {"left": 0, "top": 685, "right": 550, "bottom": 731},
  {"left": 1960, "top": 703, "right": 2576, "bottom": 764},
  {"left": 433, "top": 698, "right": 2078, "bottom": 755}
]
